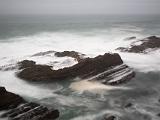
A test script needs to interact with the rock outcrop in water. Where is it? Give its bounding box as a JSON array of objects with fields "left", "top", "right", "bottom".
[
  {"left": 0, "top": 87, "right": 59, "bottom": 120},
  {"left": 17, "top": 53, "right": 135, "bottom": 85},
  {"left": 117, "top": 36, "right": 160, "bottom": 53},
  {"left": 90, "top": 64, "right": 135, "bottom": 85},
  {"left": 55, "top": 51, "right": 85, "bottom": 62},
  {"left": 0, "top": 87, "right": 24, "bottom": 110},
  {"left": 31, "top": 50, "right": 85, "bottom": 62}
]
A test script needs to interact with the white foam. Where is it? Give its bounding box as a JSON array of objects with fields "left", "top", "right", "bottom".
[
  {"left": 0, "top": 71, "right": 62, "bottom": 99},
  {"left": 69, "top": 80, "right": 130, "bottom": 93},
  {"left": 119, "top": 50, "right": 160, "bottom": 72},
  {"left": 0, "top": 29, "right": 160, "bottom": 100},
  {"left": 0, "top": 32, "right": 158, "bottom": 73}
]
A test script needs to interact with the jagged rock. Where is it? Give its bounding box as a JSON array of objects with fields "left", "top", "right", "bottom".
[
  {"left": 55, "top": 51, "right": 85, "bottom": 62},
  {"left": 0, "top": 87, "right": 59, "bottom": 120},
  {"left": 17, "top": 53, "right": 124, "bottom": 82},
  {"left": 0, "top": 87, "right": 25, "bottom": 110},
  {"left": 90, "top": 64, "right": 135, "bottom": 85},
  {"left": 18, "top": 60, "right": 36, "bottom": 69},
  {"left": 117, "top": 36, "right": 160, "bottom": 53},
  {"left": 17, "top": 62, "right": 54, "bottom": 81},
  {"left": 1, "top": 102, "right": 59, "bottom": 120}
]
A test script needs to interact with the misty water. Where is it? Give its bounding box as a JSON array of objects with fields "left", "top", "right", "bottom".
[{"left": 0, "top": 15, "right": 160, "bottom": 120}]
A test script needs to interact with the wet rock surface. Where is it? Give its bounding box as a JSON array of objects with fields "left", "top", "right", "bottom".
[
  {"left": 90, "top": 64, "right": 135, "bottom": 85},
  {"left": 16, "top": 53, "right": 135, "bottom": 85},
  {"left": 116, "top": 36, "right": 160, "bottom": 53},
  {"left": 0, "top": 87, "right": 25, "bottom": 110},
  {"left": 0, "top": 87, "right": 59, "bottom": 120},
  {"left": 17, "top": 53, "right": 122, "bottom": 81},
  {"left": 55, "top": 51, "right": 85, "bottom": 62}
]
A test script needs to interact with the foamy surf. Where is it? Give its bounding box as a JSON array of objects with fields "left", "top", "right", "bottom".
[
  {"left": 69, "top": 80, "right": 130, "bottom": 93},
  {"left": 0, "top": 71, "right": 63, "bottom": 99}
]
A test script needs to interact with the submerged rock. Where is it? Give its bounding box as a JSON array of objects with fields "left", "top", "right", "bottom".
[
  {"left": 116, "top": 36, "right": 160, "bottom": 53},
  {"left": 0, "top": 87, "right": 59, "bottom": 120},
  {"left": 55, "top": 51, "right": 85, "bottom": 62},
  {"left": 90, "top": 64, "right": 135, "bottom": 85},
  {"left": 17, "top": 53, "right": 135, "bottom": 85}
]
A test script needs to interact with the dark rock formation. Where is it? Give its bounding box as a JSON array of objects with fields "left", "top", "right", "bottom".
[
  {"left": 18, "top": 60, "right": 36, "bottom": 69},
  {"left": 55, "top": 51, "right": 85, "bottom": 62},
  {"left": 17, "top": 53, "right": 123, "bottom": 81},
  {"left": 117, "top": 36, "right": 160, "bottom": 53},
  {"left": 90, "top": 64, "right": 135, "bottom": 85},
  {"left": 0, "top": 87, "right": 24, "bottom": 110},
  {"left": 17, "top": 53, "right": 135, "bottom": 85},
  {"left": 0, "top": 87, "right": 59, "bottom": 120}
]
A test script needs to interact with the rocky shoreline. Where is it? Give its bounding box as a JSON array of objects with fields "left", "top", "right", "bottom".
[{"left": 0, "top": 87, "right": 59, "bottom": 120}]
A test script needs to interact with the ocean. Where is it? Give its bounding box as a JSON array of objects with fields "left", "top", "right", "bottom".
[{"left": 0, "top": 14, "right": 160, "bottom": 120}]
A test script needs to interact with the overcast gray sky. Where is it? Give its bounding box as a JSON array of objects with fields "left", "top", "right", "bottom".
[{"left": 0, "top": 0, "right": 160, "bottom": 15}]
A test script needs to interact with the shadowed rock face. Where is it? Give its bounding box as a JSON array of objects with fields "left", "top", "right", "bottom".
[
  {"left": 0, "top": 87, "right": 59, "bottom": 120},
  {"left": 117, "top": 36, "right": 160, "bottom": 53},
  {"left": 0, "top": 87, "right": 24, "bottom": 110},
  {"left": 17, "top": 53, "right": 124, "bottom": 82}
]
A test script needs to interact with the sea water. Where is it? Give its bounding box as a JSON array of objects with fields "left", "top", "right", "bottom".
[{"left": 0, "top": 14, "right": 160, "bottom": 120}]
